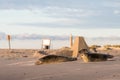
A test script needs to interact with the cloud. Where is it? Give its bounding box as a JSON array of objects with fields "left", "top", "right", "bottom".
[
  {"left": 0, "top": 0, "right": 43, "bottom": 9},
  {"left": 0, "top": 0, "right": 120, "bottom": 30},
  {"left": 0, "top": 6, "right": 99, "bottom": 28},
  {"left": 114, "top": 10, "right": 120, "bottom": 15},
  {"left": 0, "top": 0, "right": 89, "bottom": 9},
  {"left": 103, "top": 1, "right": 120, "bottom": 8},
  {"left": 0, "top": 0, "right": 102, "bottom": 19},
  {"left": 0, "top": 32, "right": 69, "bottom": 40},
  {"left": 42, "top": 6, "right": 100, "bottom": 18}
]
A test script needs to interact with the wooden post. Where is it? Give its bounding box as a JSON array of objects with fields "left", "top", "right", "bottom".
[
  {"left": 70, "top": 34, "right": 73, "bottom": 48},
  {"left": 7, "top": 35, "right": 11, "bottom": 50}
]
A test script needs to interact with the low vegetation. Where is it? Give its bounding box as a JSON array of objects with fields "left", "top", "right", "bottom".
[{"left": 104, "top": 45, "right": 120, "bottom": 48}]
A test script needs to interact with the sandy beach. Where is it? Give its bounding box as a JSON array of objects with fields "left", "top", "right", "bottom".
[
  {"left": 1, "top": 0, "right": 120, "bottom": 80},
  {"left": 0, "top": 48, "right": 120, "bottom": 80}
]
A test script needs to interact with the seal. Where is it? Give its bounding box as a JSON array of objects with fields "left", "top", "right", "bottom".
[
  {"left": 35, "top": 55, "right": 77, "bottom": 65},
  {"left": 79, "top": 49, "right": 114, "bottom": 62}
]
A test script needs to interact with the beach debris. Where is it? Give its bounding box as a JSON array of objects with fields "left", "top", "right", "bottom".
[
  {"left": 79, "top": 49, "right": 114, "bottom": 62},
  {"left": 35, "top": 55, "right": 77, "bottom": 65}
]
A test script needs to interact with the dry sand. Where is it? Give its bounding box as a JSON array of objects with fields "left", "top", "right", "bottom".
[{"left": 0, "top": 48, "right": 120, "bottom": 80}]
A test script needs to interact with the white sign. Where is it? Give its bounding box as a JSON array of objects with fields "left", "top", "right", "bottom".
[{"left": 42, "top": 39, "right": 51, "bottom": 46}]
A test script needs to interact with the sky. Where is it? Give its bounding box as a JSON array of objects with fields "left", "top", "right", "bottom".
[{"left": 0, "top": 0, "right": 120, "bottom": 37}]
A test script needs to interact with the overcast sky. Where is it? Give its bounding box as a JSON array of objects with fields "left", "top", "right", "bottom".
[{"left": 0, "top": 0, "right": 120, "bottom": 37}]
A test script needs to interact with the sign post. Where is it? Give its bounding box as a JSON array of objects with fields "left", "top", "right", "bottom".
[
  {"left": 42, "top": 39, "right": 51, "bottom": 49},
  {"left": 7, "top": 35, "right": 11, "bottom": 50}
]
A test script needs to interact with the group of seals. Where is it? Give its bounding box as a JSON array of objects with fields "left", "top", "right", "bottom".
[{"left": 35, "top": 49, "right": 114, "bottom": 65}]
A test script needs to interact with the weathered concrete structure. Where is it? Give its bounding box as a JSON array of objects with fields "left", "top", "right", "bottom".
[{"left": 71, "top": 36, "right": 89, "bottom": 58}]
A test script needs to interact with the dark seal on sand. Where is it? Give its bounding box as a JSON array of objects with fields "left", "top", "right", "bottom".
[
  {"left": 79, "top": 49, "right": 114, "bottom": 62},
  {"left": 35, "top": 55, "right": 77, "bottom": 65}
]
